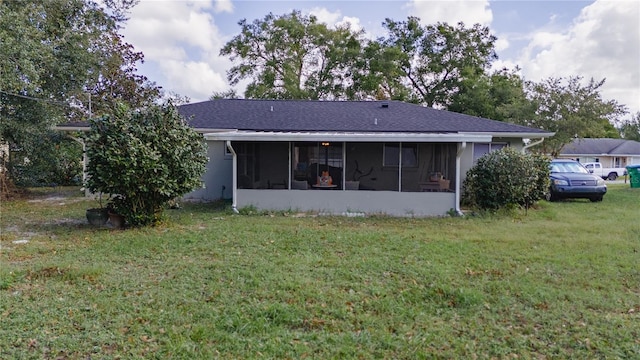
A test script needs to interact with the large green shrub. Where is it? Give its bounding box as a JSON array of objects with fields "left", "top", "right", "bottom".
[
  {"left": 85, "top": 103, "right": 208, "bottom": 226},
  {"left": 463, "top": 147, "right": 550, "bottom": 211}
]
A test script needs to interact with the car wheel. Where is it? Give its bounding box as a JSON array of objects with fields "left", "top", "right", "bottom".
[
  {"left": 590, "top": 196, "right": 603, "bottom": 202},
  {"left": 607, "top": 173, "right": 617, "bottom": 181},
  {"left": 545, "top": 191, "right": 557, "bottom": 202}
]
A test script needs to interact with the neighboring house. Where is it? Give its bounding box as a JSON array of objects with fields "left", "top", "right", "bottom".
[
  {"left": 56, "top": 99, "right": 553, "bottom": 216},
  {"left": 557, "top": 138, "right": 640, "bottom": 168},
  {"left": 175, "top": 99, "right": 552, "bottom": 216}
]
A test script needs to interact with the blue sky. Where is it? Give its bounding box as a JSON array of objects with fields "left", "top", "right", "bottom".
[{"left": 121, "top": 0, "right": 639, "bottom": 116}]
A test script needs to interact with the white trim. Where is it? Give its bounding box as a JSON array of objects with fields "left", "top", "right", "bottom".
[
  {"left": 226, "top": 141, "right": 239, "bottom": 214},
  {"left": 462, "top": 131, "right": 554, "bottom": 138},
  {"left": 54, "top": 127, "right": 553, "bottom": 140},
  {"left": 455, "top": 142, "right": 467, "bottom": 215},
  {"left": 204, "top": 130, "right": 493, "bottom": 143}
]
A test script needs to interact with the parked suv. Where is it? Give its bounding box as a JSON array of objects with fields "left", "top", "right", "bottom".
[{"left": 547, "top": 159, "right": 607, "bottom": 202}]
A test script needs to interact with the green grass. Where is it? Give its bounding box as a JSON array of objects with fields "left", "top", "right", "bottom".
[{"left": 1, "top": 185, "right": 639, "bottom": 358}]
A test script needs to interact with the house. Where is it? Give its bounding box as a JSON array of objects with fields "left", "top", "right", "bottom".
[
  {"left": 557, "top": 138, "right": 640, "bottom": 168},
  {"left": 174, "top": 99, "right": 553, "bottom": 217}
]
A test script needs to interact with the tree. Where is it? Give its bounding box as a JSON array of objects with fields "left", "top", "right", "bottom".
[
  {"left": 8, "top": 131, "right": 82, "bottom": 187},
  {"left": 220, "top": 11, "right": 363, "bottom": 100},
  {"left": 449, "top": 67, "right": 536, "bottom": 123},
  {"left": 516, "top": 77, "right": 626, "bottom": 156},
  {"left": 0, "top": 0, "right": 163, "bottom": 193},
  {"left": 210, "top": 89, "right": 240, "bottom": 100},
  {"left": 352, "top": 40, "right": 412, "bottom": 101},
  {"left": 85, "top": 103, "right": 208, "bottom": 226},
  {"left": 619, "top": 112, "right": 640, "bottom": 141},
  {"left": 365, "top": 18, "right": 497, "bottom": 107},
  {"left": 0, "top": 0, "right": 115, "bottom": 146},
  {"left": 85, "top": 30, "right": 161, "bottom": 118}
]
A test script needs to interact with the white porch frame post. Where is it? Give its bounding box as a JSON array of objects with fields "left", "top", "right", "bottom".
[
  {"left": 342, "top": 142, "right": 346, "bottom": 190},
  {"left": 455, "top": 142, "right": 467, "bottom": 215},
  {"left": 398, "top": 142, "right": 403, "bottom": 192},
  {"left": 226, "top": 140, "right": 239, "bottom": 213}
]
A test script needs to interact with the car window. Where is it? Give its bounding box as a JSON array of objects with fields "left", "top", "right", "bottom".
[{"left": 551, "top": 162, "right": 589, "bottom": 174}]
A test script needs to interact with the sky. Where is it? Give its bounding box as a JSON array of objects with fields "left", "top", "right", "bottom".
[{"left": 120, "top": 0, "right": 640, "bottom": 117}]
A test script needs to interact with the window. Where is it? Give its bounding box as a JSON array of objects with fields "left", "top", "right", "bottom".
[
  {"left": 473, "top": 142, "right": 507, "bottom": 161},
  {"left": 383, "top": 143, "right": 418, "bottom": 167}
]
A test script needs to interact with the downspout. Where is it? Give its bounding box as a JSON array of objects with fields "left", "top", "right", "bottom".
[
  {"left": 226, "top": 140, "right": 239, "bottom": 214},
  {"left": 522, "top": 138, "right": 545, "bottom": 153},
  {"left": 455, "top": 142, "right": 467, "bottom": 216}
]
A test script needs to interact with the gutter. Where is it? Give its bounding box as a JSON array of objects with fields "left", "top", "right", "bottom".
[{"left": 226, "top": 140, "right": 239, "bottom": 214}]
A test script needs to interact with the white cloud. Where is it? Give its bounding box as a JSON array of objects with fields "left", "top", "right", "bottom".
[
  {"left": 494, "top": 37, "right": 509, "bottom": 52},
  {"left": 161, "top": 61, "right": 228, "bottom": 100},
  {"left": 517, "top": 0, "right": 640, "bottom": 114},
  {"left": 308, "top": 7, "right": 364, "bottom": 33},
  {"left": 309, "top": 7, "right": 342, "bottom": 25},
  {"left": 122, "top": 0, "right": 231, "bottom": 102},
  {"left": 406, "top": 0, "right": 493, "bottom": 25},
  {"left": 214, "top": 0, "right": 233, "bottom": 13}
]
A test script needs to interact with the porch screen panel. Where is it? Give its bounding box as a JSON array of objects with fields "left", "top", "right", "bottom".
[
  {"left": 345, "top": 143, "right": 387, "bottom": 191},
  {"left": 234, "top": 142, "right": 259, "bottom": 189},
  {"left": 400, "top": 143, "right": 421, "bottom": 192},
  {"left": 410, "top": 143, "right": 456, "bottom": 192},
  {"left": 292, "top": 142, "right": 343, "bottom": 189},
  {"left": 258, "top": 142, "right": 289, "bottom": 189}
]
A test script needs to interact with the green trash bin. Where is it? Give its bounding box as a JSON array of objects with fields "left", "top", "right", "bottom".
[{"left": 626, "top": 164, "right": 640, "bottom": 188}]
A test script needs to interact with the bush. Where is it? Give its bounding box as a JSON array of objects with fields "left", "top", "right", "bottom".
[
  {"left": 85, "top": 103, "right": 208, "bottom": 226},
  {"left": 8, "top": 132, "right": 82, "bottom": 187},
  {"left": 463, "top": 147, "right": 550, "bottom": 211}
]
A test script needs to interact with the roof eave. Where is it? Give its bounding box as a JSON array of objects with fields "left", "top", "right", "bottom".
[
  {"left": 204, "top": 130, "right": 493, "bottom": 143},
  {"left": 462, "top": 131, "right": 555, "bottom": 138}
]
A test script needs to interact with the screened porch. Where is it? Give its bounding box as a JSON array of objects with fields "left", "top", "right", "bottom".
[{"left": 232, "top": 141, "right": 457, "bottom": 193}]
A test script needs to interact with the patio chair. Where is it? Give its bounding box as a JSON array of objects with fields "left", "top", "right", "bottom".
[{"left": 291, "top": 180, "right": 308, "bottom": 190}]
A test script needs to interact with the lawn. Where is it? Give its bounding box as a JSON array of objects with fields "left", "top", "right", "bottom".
[{"left": 1, "top": 185, "right": 639, "bottom": 359}]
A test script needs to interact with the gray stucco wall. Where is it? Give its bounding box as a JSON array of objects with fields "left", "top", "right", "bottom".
[
  {"left": 184, "top": 140, "right": 233, "bottom": 201},
  {"left": 236, "top": 189, "right": 456, "bottom": 217}
]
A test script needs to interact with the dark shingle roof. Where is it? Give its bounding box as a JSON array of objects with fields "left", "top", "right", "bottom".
[
  {"left": 561, "top": 138, "right": 640, "bottom": 156},
  {"left": 177, "top": 99, "right": 550, "bottom": 135}
]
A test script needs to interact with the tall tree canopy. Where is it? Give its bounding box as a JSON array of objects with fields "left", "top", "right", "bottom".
[
  {"left": 220, "top": 11, "right": 363, "bottom": 100},
  {"left": 0, "top": 0, "right": 113, "bottom": 145},
  {"left": 448, "top": 67, "right": 534, "bottom": 123},
  {"left": 517, "top": 77, "right": 625, "bottom": 156},
  {"left": 370, "top": 18, "right": 498, "bottom": 107},
  {"left": 86, "top": 30, "right": 161, "bottom": 117},
  {"left": 221, "top": 13, "right": 497, "bottom": 105},
  {"left": 618, "top": 112, "right": 640, "bottom": 141},
  {"left": 0, "top": 0, "right": 159, "bottom": 143}
]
